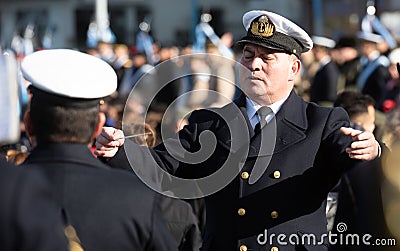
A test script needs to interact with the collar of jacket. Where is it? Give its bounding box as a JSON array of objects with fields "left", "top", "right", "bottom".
[
  {"left": 23, "top": 143, "right": 108, "bottom": 169},
  {"left": 216, "top": 89, "right": 308, "bottom": 155}
]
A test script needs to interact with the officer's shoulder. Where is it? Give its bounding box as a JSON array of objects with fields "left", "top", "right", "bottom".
[
  {"left": 0, "top": 163, "right": 46, "bottom": 190},
  {"left": 306, "top": 101, "right": 348, "bottom": 117},
  {"left": 93, "top": 163, "right": 157, "bottom": 197}
]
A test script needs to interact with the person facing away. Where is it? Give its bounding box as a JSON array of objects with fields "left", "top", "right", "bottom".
[
  {"left": 309, "top": 35, "right": 340, "bottom": 106},
  {"left": 0, "top": 159, "right": 69, "bottom": 251},
  {"left": 20, "top": 49, "right": 177, "bottom": 251},
  {"left": 330, "top": 91, "right": 396, "bottom": 251},
  {"left": 95, "top": 10, "right": 381, "bottom": 251},
  {"left": 384, "top": 48, "right": 400, "bottom": 113}
]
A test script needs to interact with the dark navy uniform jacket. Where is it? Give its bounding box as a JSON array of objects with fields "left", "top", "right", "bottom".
[
  {"left": 0, "top": 159, "right": 69, "bottom": 251},
  {"left": 109, "top": 90, "right": 360, "bottom": 251},
  {"left": 23, "top": 143, "right": 177, "bottom": 251},
  {"left": 310, "top": 60, "right": 340, "bottom": 104}
]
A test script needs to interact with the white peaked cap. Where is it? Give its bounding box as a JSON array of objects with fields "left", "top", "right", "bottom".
[
  {"left": 239, "top": 10, "right": 313, "bottom": 56},
  {"left": 21, "top": 49, "right": 117, "bottom": 99},
  {"left": 357, "top": 31, "right": 384, "bottom": 44},
  {"left": 312, "top": 35, "right": 336, "bottom": 48}
]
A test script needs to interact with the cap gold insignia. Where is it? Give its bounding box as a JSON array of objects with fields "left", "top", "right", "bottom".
[{"left": 250, "top": 16, "right": 275, "bottom": 37}]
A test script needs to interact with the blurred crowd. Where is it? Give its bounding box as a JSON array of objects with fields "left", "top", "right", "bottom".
[{"left": 2, "top": 17, "right": 400, "bottom": 250}]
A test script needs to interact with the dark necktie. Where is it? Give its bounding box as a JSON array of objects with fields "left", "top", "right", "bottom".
[{"left": 254, "top": 106, "right": 273, "bottom": 134}]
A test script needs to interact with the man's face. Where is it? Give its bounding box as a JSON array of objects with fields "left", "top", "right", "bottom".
[
  {"left": 312, "top": 46, "right": 327, "bottom": 61},
  {"left": 360, "top": 41, "right": 376, "bottom": 57},
  {"left": 239, "top": 43, "right": 299, "bottom": 105},
  {"left": 353, "top": 105, "right": 376, "bottom": 133},
  {"left": 337, "top": 47, "right": 358, "bottom": 64}
]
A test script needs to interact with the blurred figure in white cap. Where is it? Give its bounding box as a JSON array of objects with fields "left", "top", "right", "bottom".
[
  {"left": 309, "top": 35, "right": 340, "bottom": 106},
  {"left": 20, "top": 49, "right": 177, "bottom": 251},
  {"left": 95, "top": 11, "right": 381, "bottom": 251},
  {"left": 334, "top": 35, "right": 362, "bottom": 91},
  {"left": 356, "top": 31, "right": 391, "bottom": 111}
]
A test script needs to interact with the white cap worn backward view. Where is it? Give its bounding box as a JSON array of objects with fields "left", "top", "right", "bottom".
[
  {"left": 236, "top": 10, "right": 313, "bottom": 58},
  {"left": 357, "top": 31, "right": 383, "bottom": 44},
  {"left": 312, "top": 35, "right": 336, "bottom": 49},
  {"left": 21, "top": 49, "right": 117, "bottom": 108}
]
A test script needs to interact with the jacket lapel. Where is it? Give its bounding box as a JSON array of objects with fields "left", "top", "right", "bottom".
[
  {"left": 274, "top": 90, "right": 308, "bottom": 154},
  {"left": 214, "top": 90, "right": 308, "bottom": 156},
  {"left": 214, "top": 94, "right": 253, "bottom": 153},
  {"left": 247, "top": 90, "right": 308, "bottom": 157}
]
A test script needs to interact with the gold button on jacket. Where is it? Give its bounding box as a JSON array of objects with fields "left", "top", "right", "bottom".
[
  {"left": 239, "top": 244, "right": 248, "bottom": 251},
  {"left": 238, "top": 208, "right": 246, "bottom": 216},
  {"left": 241, "top": 172, "right": 249, "bottom": 179},
  {"left": 273, "top": 170, "right": 281, "bottom": 179},
  {"left": 271, "top": 211, "right": 278, "bottom": 219}
]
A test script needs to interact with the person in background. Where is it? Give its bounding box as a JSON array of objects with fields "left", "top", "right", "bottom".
[
  {"left": 334, "top": 91, "right": 376, "bottom": 133},
  {"left": 97, "top": 40, "right": 115, "bottom": 65},
  {"left": 297, "top": 49, "right": 319, "bottom": 101},
  {"left": 356, "top": 31, "right": 391, "bottom": 111},
  {"left": 382, "top": 107, "right": 400, "bottom": 151},
  {"left": 383, "top": 48, "right": 400, "bottom": 113},
  {"left": 20, "top": 49, "right": 177, "bottom": 251},
  {"left": 334, "top": 35, "right": 362, "bottom": 92},
  {"left": 310, "top": 35, "right": 340, "bottom": 106},
  {"left": 379, "top": 62, "right": 400, "bottom": 250},
  {"left": 112, "top": 44, "right": 133, "bottom": 91},
  {"left": 187, "top": 41, "right": 236, "bottom": 109},
  {"left": 330, "top": 91, "right": 394, "bottom": 251},
  {"left": 118, "top": 51, "right": 155, "bottom": 98}
]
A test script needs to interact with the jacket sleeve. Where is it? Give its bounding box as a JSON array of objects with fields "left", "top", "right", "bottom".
[
  {"left": 146, "top": 194, "right": 179, "bottom": 251},
  {"left": 108, "top": 108, "right": 220, "bottom": 179}
]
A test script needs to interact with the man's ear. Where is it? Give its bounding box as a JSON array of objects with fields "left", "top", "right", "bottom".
[
  {"left": 23, "top": 111, "right": 35, "bottom": 137},
  {"left": 288, "top": 59, "right": 301, "bottom": 81},
  {"left": 23, "top": 110, "right": 37, "bottom": 148},
  {"left": 92, "top": 112, "right": 106, "bottom": 139}
]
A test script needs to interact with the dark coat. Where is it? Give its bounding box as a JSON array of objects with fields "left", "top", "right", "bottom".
[
  {"left": 331, "top": 149, "right": 397, "bottom": 251},
  {"left": 23, "top": 143, "right": 177, "bottom": 251},
  {"left": 310, "top": 61, "right": 340, "bottom": 104},
  {"left": 0, "top": 160, "right": 69, "bottom": 251},
  {"left": 110, "top": 90, "right": 360, "bottom": 251},
  {"left": 337, "top": 56, "right": 362, "bottom": 90},
  {"left": 110, "top": 159, "right": 203, "bottom": 251},
  {"left": 160, "top": 196, "right": 203, "bottom": 251},
  {"left": 359, "top": 64, "right": 390, "bottom": 111}
]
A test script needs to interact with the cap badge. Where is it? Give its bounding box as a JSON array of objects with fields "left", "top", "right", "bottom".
[{"left": 250, "top": 15, "right": 275, "bottom": 37}]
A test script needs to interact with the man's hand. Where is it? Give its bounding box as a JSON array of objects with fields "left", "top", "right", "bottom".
[
  {"left": 340, "top": 127, "right": 380, "bottom": 161},
  {"left": 94, "top": 127, "right": 125, "bottom": 158}
]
